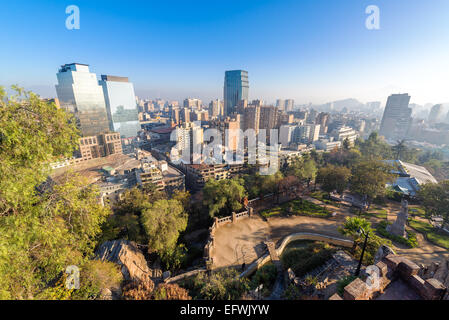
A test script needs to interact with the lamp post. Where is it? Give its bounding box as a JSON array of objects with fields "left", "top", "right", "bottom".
[{"left": 355, "top": 227, "right": 369, "bottom": 277}]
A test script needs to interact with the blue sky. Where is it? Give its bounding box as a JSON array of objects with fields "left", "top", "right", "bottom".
[{"left": 1, "top": 0, "right": 448, "bottom": 105}]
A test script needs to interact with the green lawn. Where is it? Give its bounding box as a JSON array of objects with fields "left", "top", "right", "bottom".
[
  {"left": 409, "top": 219, "right": 449, "bottom": 250},
  {"left": 310, "top": 191, "right": 341, "bottom": 207},
  {"left": 365, "top": 208, "right": 388, "bottom": 220},
  {"left": 260, "top": 199, "right": 330, "bottom": 218},
  {"left": 409, "top": 207, "right": 426, "bottom": 218}
]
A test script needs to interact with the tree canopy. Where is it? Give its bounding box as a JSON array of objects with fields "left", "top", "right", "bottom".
[
  {"left": 0, "top": 87, "right": 111, "bottom": 299},
  {"left": 202, "top": 178, "right": 247, "bottom": 218}
]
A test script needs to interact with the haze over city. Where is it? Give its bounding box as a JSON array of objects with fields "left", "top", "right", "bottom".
[{"left": 1, "top": 0, "right": 449, "bottom": 105}]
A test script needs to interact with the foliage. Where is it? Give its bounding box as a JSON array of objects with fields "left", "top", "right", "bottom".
[
  {"left": 316, "top": 164, "right": 351, "bottom": 195},
  {"left": 349, "top": 160, "right": 395, "bottom": 206},
  {"left": 322, "top": 148, "right": 361, "bottom": 168},
  {"left": 141, "top": 199, "right": 187, "bottom": 257},
  {"left": 281, "top": 242, "right": 335, "bottom": 277},
  {"left": 339, "top": 217, "right": 391, "bottom": 265},
  {"left": 260, "top": 199, "right": 329, "bottom": 218},
  {"left": 71, "top": 260, "right": 123, "bottom": 300},
  {"left": 0, "top": 86, "right": 79, "bottom": 214},
  {"left": 418, "top": 181, "right": 449, "bottom": 225},
  {"left": 203, "top": 178, "right": 247, "bottom": 218},
  {"left": 376, "top": 221, "right": 418, "bottom": 248},
  {"left": 284, "top": 155, "right": 317, "bottom": 186},
  {"left": 122, "top": 277, "right": 155, "bottom": 300},
  {"left": 409, "top": 219, "right": 449, "bottom": 250},
  {"left": 0, "top": 87, "right": 113, "bottom": 299},
  {"left": 159, "top": 244, "right": 188, "bottom": 271},
  {"left": 249, "top": 264, "right": 277, "bottom": 297},
  {"left": 181, "top": 268, "right": 250, "bottom": 300},
  {"left": 355, "top": 132, "right": 393, "bottom": 160},
  {"left": 153, "top": 283, "right": 191, "bottom": 300}
]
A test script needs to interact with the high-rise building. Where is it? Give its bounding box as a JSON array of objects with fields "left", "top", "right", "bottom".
[
  {"left": 284, "top": 99, "right": 294, "bottom": 112},
  {"left": 224, "top": 70, "right": 249, "bottom": 116},
  {"left": 244, "top": 106, "right": 260, "bottom": 133},
  {"left": 276, "top": 99, "right": 285, "bottom": 111},
  {"left": 259, "top": 106, "right": 279, "bottom": 130},
  {"left": 56, "top": 63, "right": 110, "bottom": 137},
  {"left": 184, "top": 98, "right": 202, "bottom": 109},
  {"left": 379, "top": 94, "right": 412, "bottom": 140},
  {"left": 428, "top": 104, "right": 444, "bottom": 124},
  {"left": 316, "top": 112, "right": 329, "bottom": 134},
  {"left": 209, "top": 99, "right": 223, "bottom": 119},
  {"left": 99, "top": 75, "right": 140, "bottom": 138},
  {"left": 279, "top": 125, "right": 295, "bottom": 147}
]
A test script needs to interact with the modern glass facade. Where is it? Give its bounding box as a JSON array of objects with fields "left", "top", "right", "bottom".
[
  {"left": 99, "top": 75, "right": 140, "bottom": 138},
  {"left": 224, "top": 70, "right": 249, "bottom": 116},
  {"left": 55, "top": 63, "right": 110, "bottom": 137}
]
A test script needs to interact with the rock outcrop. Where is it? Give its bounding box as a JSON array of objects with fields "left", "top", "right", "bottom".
[{"left": 96, "top": 240, "right": 152, "bottom": 283}]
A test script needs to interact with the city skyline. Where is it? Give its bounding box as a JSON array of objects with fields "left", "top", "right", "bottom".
[{"left": 1, "top": 0, "right": 449, "bottom": 105}]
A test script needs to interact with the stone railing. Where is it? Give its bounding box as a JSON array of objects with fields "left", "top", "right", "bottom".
[
  {"left": 203, "top": 207, "right": 254, "bottom": 269},
  {"left": 240, "top": 232, "right": 353, "bottom": 278}
]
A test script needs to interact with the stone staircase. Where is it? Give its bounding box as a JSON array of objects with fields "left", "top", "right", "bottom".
[{"left": 264, "top": 241, "right": 284, "bottom": 300}]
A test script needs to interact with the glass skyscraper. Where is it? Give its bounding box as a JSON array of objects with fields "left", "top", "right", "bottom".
[
  {"left": 99, "top": 75, "right": 140, "bottom": 138},
  {"left": 224, "top": 70, "right": 249, "bottom": 116},
  {"left": 379, "top": 94, "right": 412, "bottom": 141},
  {"left": 55, "top": 63, "right": 110, "bottom": 137}
]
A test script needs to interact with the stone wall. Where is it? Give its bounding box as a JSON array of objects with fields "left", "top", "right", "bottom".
[{"left": 331, "top": 254, "right": 447, "bottom": 300}]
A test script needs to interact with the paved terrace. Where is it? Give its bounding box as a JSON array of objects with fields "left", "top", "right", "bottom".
[{"left": 211, "top": 214, "right": 346, "bottom": 270}]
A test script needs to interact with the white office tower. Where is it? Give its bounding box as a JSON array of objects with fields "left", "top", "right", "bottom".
[
  {"left": 99, "top": 75, "right": 140, "bottom": 138},
  {"left": 56, "top": 63, "right": 110, "bottom": 137}
]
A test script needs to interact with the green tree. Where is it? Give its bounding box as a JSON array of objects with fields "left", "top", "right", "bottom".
[
  {"left": 355, "top": 132, "right": 393, "bottom": 160},
  {"left": 349, "top": 160, "right": 395, "bottom": 209},
  {"left": 316, "top": 165, "right": 351, "bottom": 197},
  {"left": 418, "top": 181, "right": 449, "bottom": 225},
  {"left": 141, "top": 199, "right": 188, "bottom": 256},
  {"left": 0, "top": 87, "right": 112, "bottom": 299},
  {"left": 392, "top": 139, "right": 407, "bottom": 160},
  {"left": 202, "top": 178, "right": 247, "bottom": 217},
  {"left": 339, "top": 217, "right": 391, "bottom": 264}
]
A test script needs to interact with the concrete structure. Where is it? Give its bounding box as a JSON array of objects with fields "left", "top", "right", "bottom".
[
  {"left": 78, "top": 132, "right": 123, "bottom": 162},
  {"left": 330, "top": 125, "right": 358, "bottom": 146}
]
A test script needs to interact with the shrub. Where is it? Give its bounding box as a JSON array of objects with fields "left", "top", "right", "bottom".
[
  {"left": 181, "top": 268, "right": 250, "bottom": 300},
  {"left": 249, "top": 264, "right": 277, "bottom": 297},
  {"left": 281, "top": 242, "right": 335, "bottom": 277},
  {"left": 153, "top": 283, "right": 191, "bottom": 300}
]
